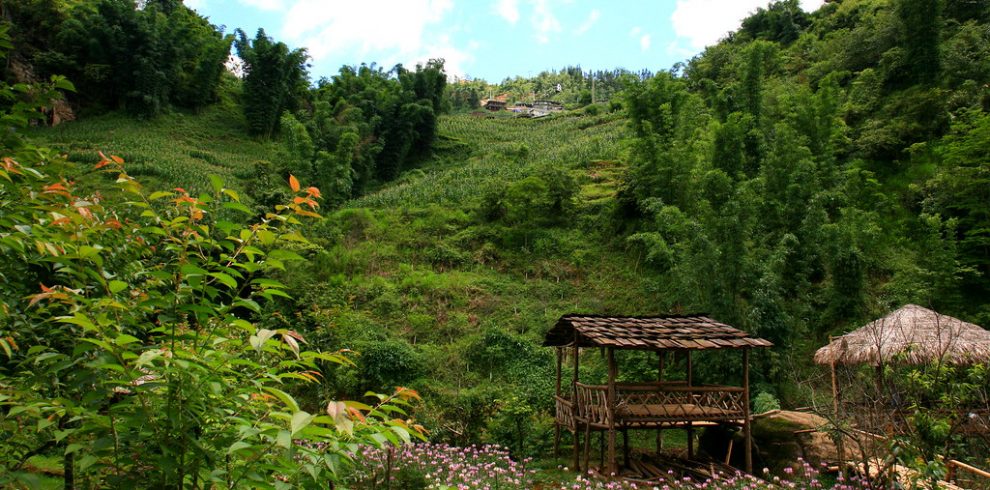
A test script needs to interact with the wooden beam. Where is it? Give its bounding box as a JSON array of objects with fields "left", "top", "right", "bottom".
[
  {"left": 743, "top": 348, "right": 752, "bottom": 474},
  {"left": 606, "top": 348, "right": 618, "bottom": 475}
]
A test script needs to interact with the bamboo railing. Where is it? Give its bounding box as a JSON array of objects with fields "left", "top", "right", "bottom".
[{"left": 562, "top": 382, "right": 747, "bottom": 429}]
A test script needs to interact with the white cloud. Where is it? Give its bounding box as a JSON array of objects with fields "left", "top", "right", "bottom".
[
  {"left": 574, "top": 9, "right": 600, "bottom": 35},
  {"left": 282, "top": 0, "right": 454, "bottom": 62},
  {"left": 640, "top": 34, "right": 651, "bottom": 51},
  {"left": 495, "top": 0, "right": 520, "bottom": 24},
  {"left": 239, "top": 0, "right": 285, "bottom": 11},
  {"left": 531, "top": 0, "right": 561, "bottom": 44},
  {"left": 629, "top": 26, "right": 641, "bottom": 37},
  {"left": 671, "top": 0, "right": 825, "bottom": 50}
]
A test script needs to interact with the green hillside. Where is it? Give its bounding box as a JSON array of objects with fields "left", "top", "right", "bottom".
[{"left": 28, "top": 99, "right": 278, "bottom": 199}]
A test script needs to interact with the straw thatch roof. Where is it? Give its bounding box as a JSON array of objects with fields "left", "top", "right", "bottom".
[
  {"left": 814, "top": 304, "right": 990, "bottom": 366},
  {"left": 543, "top": 314, "right": 772, "bottom": 350}
]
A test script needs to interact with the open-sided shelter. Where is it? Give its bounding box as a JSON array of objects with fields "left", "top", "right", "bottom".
[
  {"left": 544, "top": 314, "right": 772, "bottom": 475},
  {"left": 815, "top": 304, "right": 990, "bottom": 436}
]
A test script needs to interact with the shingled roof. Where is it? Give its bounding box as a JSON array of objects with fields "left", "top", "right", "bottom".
[{"left": 543, "top": 314, "right": 773, "bottom": 350}]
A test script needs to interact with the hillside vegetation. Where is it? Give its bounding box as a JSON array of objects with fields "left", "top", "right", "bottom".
[{"left": 3, "top": 0, "right": 990, "bottom": 487}]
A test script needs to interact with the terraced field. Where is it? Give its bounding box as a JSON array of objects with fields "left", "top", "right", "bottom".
[
  {"left": 29, "top": 101, "right": 279, "bottom": 199},
  {"left": 351, "top": 111, "right": 627, "bottom": 209}
]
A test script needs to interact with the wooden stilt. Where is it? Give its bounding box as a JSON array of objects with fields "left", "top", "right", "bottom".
[
  {"left": 686, "top": 350, "right": 694, "bottom": 461},
  {"left": 554, "top": 347, "right": 563, "bottom": 457},
  {"left": 573, "top": 428, "right": 582, "bottom": 473},
  {"left": 599, "top": 431, "right": 604, "bottom": 468},
  {"left": 624, "top": 430, "right": 630, "bottom": 469},
  {"left": 573, "top": 339, "right": 581, "bottom": 472},
  {"left": 657, "top": 350, "right": 664, "bottom": 456},
  {"left": 606, "top": 348, "right": 618, "bottom": 475},
  {"left": 743, "top": 348, "right": 753, "bottom": 474},
  {"left": 583, "top": 421, "right": 591, "bottom": 471}
]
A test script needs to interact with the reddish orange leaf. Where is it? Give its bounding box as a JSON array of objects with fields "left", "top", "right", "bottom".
[
  {"left": 306, "top": 187, "right": 321, "bottom": 198},
  {"left": 110, "top": 155, "right": 124, "bottom": 164},
  {"left": 288, "top": 174, "right": 300, "bottom": 193}
]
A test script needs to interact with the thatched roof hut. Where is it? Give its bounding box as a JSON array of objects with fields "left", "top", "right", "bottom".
[{"left": 814, "top": 304, "right": 990, "bottom": 366}]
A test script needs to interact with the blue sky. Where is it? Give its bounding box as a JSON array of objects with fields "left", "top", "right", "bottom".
[{"left": 186, "top": 0, "right": 824, "bottom": 82}]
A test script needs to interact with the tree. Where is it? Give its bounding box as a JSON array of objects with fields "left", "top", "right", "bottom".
[{"left": 234, "top": 28, "right": 309, "bottom": 138}]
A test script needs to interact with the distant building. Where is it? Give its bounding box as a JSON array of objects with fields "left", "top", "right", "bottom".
[
  {"left": 531, "top": 100, "right": 564, "bottom": 117},
  {"left": 483, "top": 100, "right": 507, "bottom": 111}
]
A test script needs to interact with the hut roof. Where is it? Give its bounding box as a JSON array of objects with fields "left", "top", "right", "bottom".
[
  {"left": 814, "top": 304, "right": 990, "bottom": 366},
  {"left": 542, "top": 314, "right": 772, "bottom": 351}
]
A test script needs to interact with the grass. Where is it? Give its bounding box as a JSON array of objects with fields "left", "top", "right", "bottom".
[
  {"left": 351, "top": 111, "right": 627, "bottom": 209},
  {"left": 23, "top": 103, "right": 668, "bottom": 481},
  {"left": 28, "top": 99, "right": 280, "bottom": 200}
]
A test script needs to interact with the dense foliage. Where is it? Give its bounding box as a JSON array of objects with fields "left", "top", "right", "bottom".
[
  {"left": 619, "top": 0, "right": 990, "bottom": 387},
  {"left": 0, "top": 37, "right": 423, "bottom": 487},
  {"left": 278, "top": 60, "right": 447, "bottom": 202},
  {"left": 233, "top": 28, "right": 309, "bottom": 139},
  {"left": 6, "top": 0, "right": 990, "bottom": 486},
  {"left": 2, "top": 0, "right": 232, "bottom": 116}
]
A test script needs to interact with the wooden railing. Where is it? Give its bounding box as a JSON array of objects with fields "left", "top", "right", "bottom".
[
  {"left": 575, "top": 383, "right": 610, "bottom": 426},
  {"left": 555, "top": 395, "right": 575, "bottom": 431},
  {"left": 560, "top": 382, "right": 747, "bottom": 428},
  {"left": 947, "top": 460, "right": 990, "bottom": 490}
]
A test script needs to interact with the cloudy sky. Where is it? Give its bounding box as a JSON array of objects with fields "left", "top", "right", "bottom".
[{"left": 186, "top": 0, "right": 825, "bottom": 82}]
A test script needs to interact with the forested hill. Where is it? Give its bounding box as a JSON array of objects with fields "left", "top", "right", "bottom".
[
  {"left": 617, "top": 0, "right": 990, "bottom": 363},
  {"left": 3, "top": 0, "right": 990, "bottom": 485}
]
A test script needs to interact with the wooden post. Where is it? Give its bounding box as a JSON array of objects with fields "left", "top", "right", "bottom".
[
  {"left": 554, "top": 347, "right": 563, "bottom": 456},
  {"left": 583, "top": 420, "right": 592, "bottom": 471},
  {"left": 606, "top": 348, "right": 618, "bottom": 475},
  {"left": 686, "top": 350, "right": 694, "bottom": 460},
  {"left": 599, "top": 432, "right": 604, "bottom": 468},
  {"left": 573, "top": 338, "right": 581, "bottom": 472},
  {"left": 622, "top": 428, "right": 629, "bottom": 469},
  {"left": 656, "top": 350, "right": 664, "bottom": 456},
  {"left": 829, "top": 336, "right": 845, "bottom": 464},
  {"left": 743, "top": 348, "right": 753, "bottom": 474}
]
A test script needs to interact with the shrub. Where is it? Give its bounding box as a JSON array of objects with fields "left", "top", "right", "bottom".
[{"left": 0, "top": 53, "right": 423, "bottom": 486}]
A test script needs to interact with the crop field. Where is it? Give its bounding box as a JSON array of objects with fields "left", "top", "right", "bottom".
[
  {"left": 28, "top": 102, "right": 279, "bottom": 199},
  {"left": 350, "top": 111, "right": 627, "bottom": 209}
]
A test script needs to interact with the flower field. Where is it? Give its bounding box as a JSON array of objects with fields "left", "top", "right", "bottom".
[{"left": 343, "top": 443, "right": 875, "bottom": 490}]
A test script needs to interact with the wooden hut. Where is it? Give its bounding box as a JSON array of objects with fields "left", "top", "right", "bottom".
[
  {"left": 815, "top": 304, "right": 990, "bottom": 436},
  {"left": 544, "top": 314, "right": 773, "bottom": 475}
]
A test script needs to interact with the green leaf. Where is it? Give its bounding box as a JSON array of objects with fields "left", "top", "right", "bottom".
[
  {"left": 233, "top": 298, "right": 261, "bottom": 313},
  {"left": 180, "top": 264, "right": 208, "bottom": 276},
  {"left": 108, "top": 280, "right": 128, "bottom": 294},
  {"left": 114, "top": 334, "right": 140, "bottom": 346},
  {"left": 80, "top": 338, "right": 114, "bottom": 352},
  {"left": 209, "top": 175, "right": 224, "bottom": 194},
  {"left": 290, "top": 410, "right": 315, "bottom": 436},
  {"left": 230, "top": 319, "right": 254, "bottom": 333},
  {"left": 277, "top": 429, "right": 292, "bottom": 449},
  {"left": 263, "top": 387, "right": 300, "bottom": 412},
  {"left": 210, "top": 272, "right": 237, "bottom": 289},
  {"left": 227, "top": 441, "right": 252, "bottom": 455},
  {"left": 52, "top": 76, "right": 76, "bottom": 92},
  {"left": 148, "top": 191, "right": 173, "bottom": 201},
  {"left": 223, "top": 202, "right": 254, "bottom": 215}
]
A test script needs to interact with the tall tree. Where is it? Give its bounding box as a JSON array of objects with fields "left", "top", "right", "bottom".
[{"left": 234, "top": 28, "right": 309, "bottom": 138}]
